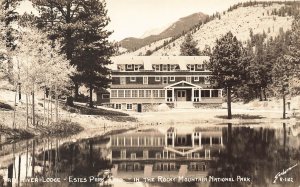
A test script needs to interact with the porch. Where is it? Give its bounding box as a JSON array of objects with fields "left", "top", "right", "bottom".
[{"left": 164, "top": 81, "right": 223, "bottom": 103}]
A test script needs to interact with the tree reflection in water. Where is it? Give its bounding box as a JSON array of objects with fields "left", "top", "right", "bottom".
[
  {"left": 19, "top": 137, "right": 112, "bottom": 187},
  {"left": 208, "top": 123, "right": 300, "bottom": 187}
]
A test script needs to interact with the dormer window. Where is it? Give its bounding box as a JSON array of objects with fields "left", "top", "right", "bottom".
[
  {"left": 134, "top": 65, "right": 140, "bottom": 71},
  {"left": 127, "top": 64, "right": 133, "bottom": 70},
  {"left": 190, "top": 64, "right": 195, "bottom": 71},
  {"left": 197, "top": 64, "right": 203, "bottom": 69},
  {"left": 162, "top": 64, "right": 168, "bottom": 71},
  {"left": 154, "top": 65, "right": 160, "bottom": 71}
]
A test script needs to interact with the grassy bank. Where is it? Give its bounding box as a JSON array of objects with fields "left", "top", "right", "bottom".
[
  {"left": 0, "top": 120, "right": 83, "bottom": 142},
  {"left": 62, "top": 104, "right": 137, "bottom": 122}
]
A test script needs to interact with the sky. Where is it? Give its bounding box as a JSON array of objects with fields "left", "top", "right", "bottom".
[
  {"left": 16, "top": 0, "right": 283, "bottom": 41},
  {"left": 105, "top": 0, "right": 280, "bottom": 41}
]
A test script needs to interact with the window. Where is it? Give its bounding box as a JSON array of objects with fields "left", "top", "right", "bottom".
[
  {"left": 194, "top": 153, "right": 200, "bottom": 158},
  {"left": 159, "top": 90, "right": 165, "bottom": 98},
  {"left": 143, "top": 76, "right": 148, "bottom": 84},
  {"left": 186, "top": 76, "right": 191, "bottom": 83},
  {"left": 143, "top": 150, "right": 149, "bottom": 159},
  {"left": 120, "top": 77, "right": 126, "bottom": 85},
  {"left": 130, "top": 77, "right": 136, "bottom": 82},
  {"left": 199, "top": 77, "right": 205, "bottom": 84},
  {"left": 111, "top": 90, "right": 117, "bottom": 98},
  {"left": 127, "top": 64, "right": 133, "bottom": 69},
  {"left": 212, "top": 90, "right": 219, "bottom": 97},
  {"left": 127, "top": 104, "right": 133, "bottom": 110},
  {"left": 154, "top": 64, "right": 160, "bottom": 71},
  {"left": 153, "top": 90, "right": 159, "bottom": 98},
  {"left": 197, "top": 64, "right": 203, "bottom": 69},
  {"left": 145, "top": 90, "right": 151, "bottom": 97},
  {"left": 170, "top": 163, "right": 176, "bottom": 171},
  {"left": 102, "top": 94, "right": 109, "bottom": 99},
  {"left": 131, "top": 153, "right": 136, "bottom": 159},
  {"left": 204, "top": 76, "right": 210, "bottom": 84},
  {"left": 156, "top": 153, "right": 161, "bottom": 159},
  {"left": 162, "top": 64, "right": 168, "bottom": 71},
  {"left": 121, "top": 150, "right": 126, "bottom": 159},
  {"left": 119, "top": 65, "right": 125, "bottom": 71},
  {"left": 170, "top": 77, "right": 175, "bottom": 82},
  {"left": 155, "top": 76, "right": 161, "bottom": 81},
  {"left": 190, "top": 64, "right": 195, "bottom": 71},
  {"left": 162, "top": 77, "right": 168, "bottom": 84},
  {"left": 134, "top": 65, "right": 140, "bottom": 71},
  {"left": 194, "top": 76, "right": 199, "bottom": 82},
  {"left": 170, "top": 153, "right": 176, "bottom": 159},
  {"left": 125, "top": 90, "right": 131, "bottom": 98},
  {"left": 115, "top": 104, "right": 122, "bottom": 109},
  {"left": 201, "top": 90, "right": 210, "bottom": 97},
  {"left": 132, "top": 90, "right": 138, "bottom": 97},
  {"left": 118, "top": 90, "right": 124, "bottom": 98},
  {"left": 139, "top": 90, "right": 145, "bottom": 97}
]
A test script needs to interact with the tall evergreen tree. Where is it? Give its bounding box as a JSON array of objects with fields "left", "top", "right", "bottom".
[
  {"left": 180, "top": 33, "right": 200, "bottom": 56},
  {"left": 206, "top": 32, "right": 246, "bottom": 119},
  {"left": 73, "top": 0, "right": 115, "bottom": 107},
  {"left": 33, "top": 0, "right": 116, "bottom": 104},
  {"left": 272, "top": 16, "right": 300, "bottom": 119}
]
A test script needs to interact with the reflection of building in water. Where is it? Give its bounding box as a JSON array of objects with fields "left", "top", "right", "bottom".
[{"left": 109, "top": 128, "right": 223, "bottom": 178}]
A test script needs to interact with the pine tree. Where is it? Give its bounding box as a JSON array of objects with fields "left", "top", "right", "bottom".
[
  {"left": 72, "top": 0, "right": 115, "bottom": 107},
  {"left": 206, "top": 32, "right": 246, "bottom": 119},
  {"left": 180, "top": 33, "right": 200, "bottom": 56},
  {"left": 33, "top": 0, "right": 116, "bottom": 104}
]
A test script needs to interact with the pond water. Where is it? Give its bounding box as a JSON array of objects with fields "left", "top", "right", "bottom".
[{"left": 0, "top": 123, "right": 299, "bottom": 187}]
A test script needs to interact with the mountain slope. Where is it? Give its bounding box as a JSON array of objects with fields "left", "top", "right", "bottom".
[
  {"left": 119, "top": 12, "right": 208, "bottom": 51},
  {"left": 149, "top": 4, "right": 292, "bottom": 56}
]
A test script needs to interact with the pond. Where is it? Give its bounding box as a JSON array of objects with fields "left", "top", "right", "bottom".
[{"left": 0, "top": 123, "right": 299, "bottom": 187}]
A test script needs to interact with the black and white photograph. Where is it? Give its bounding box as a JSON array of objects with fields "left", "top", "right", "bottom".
[{"left": 0, "top": 0, "right": 300, "bottom": 186}]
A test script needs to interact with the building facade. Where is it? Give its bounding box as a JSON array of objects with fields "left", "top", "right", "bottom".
[
  {"left": 109, "top": 127, "right": 224, "bottom": 179},
  {"left": 108, "top": 56, "right": 223, "bottom": 111}
]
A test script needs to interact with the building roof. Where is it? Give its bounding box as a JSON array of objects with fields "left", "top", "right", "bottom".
[{"left": 108, "top": 56, "right": 210, "bottom": 71}]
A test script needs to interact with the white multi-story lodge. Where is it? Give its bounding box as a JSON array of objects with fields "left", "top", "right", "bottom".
[{"left": 100, "top": 56, "right": 223, "bottom": 112}]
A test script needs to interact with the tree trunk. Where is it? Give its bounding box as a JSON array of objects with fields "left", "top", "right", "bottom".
[
  {"left": 32, "top": 90, "right": 35, "bottom": 126},
  {"left": 47, "top": 90, "right": 50, "bottom": 125},
  {"left": 32, "top": 140, "right": 35, "bottom": 177},
  {"left": 227, "top": 86, "right": 232, "bottom": 119},
  {"left": 89, "top": 84, "right": 93, "bottom": 108},
  {"left": 18, "top": 83, "right": 21, "bottom": 101},
  {"left": 26, "top": 94, "right": 28, "bottom": 128},
  {"left": 259, "top": 87, "right": 263, "bottom": 101},
  {"left": 50, "top": 87, "right": 53, "bottom": 122},
  {"left": 13, "top": 84, "right": 17, "bottom": 129},
  {"left": 283, "top": 94, "right": 286, "bottom": 119},
  {"left": 74, "top": 83, "right": 79, "bottom": 101},
  {"left": 263, "top": 88, "right": 267, "bottom": 101},
  {"left": 44, "top": 89, "right": 46, "bottom": 124},
  {"left": 55, "top": 85, "right": 59, "bottom": 123}
]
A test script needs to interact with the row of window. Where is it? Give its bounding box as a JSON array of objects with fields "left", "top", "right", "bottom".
[
  {"left": 119, "top": 76, "right": 210, "bottom": 85},
  {"left": 118, "top": 162, "right": 206, "bottom": 172},
  {"left": 111, "top": 89, "right": 165, "bottom": 98},
  {"left": 119, "top": 150, "right": 210, "bottom": 160},
  {"left": 112, "top": 136, "right": 165, "bottom": 146},
  {"left": 115, "top": 103, "right": 133, "bottom": 110},
  {"left": 123, "top": 64, "right": 204, "bottom": 71}
]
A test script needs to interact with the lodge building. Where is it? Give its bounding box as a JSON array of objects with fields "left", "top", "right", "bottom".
[
  {"left": 109, "top": 127, "right": 224, "bottom": 178},
  {"left": 104, "top": 56, "right": 223, "bottom": 111}
]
